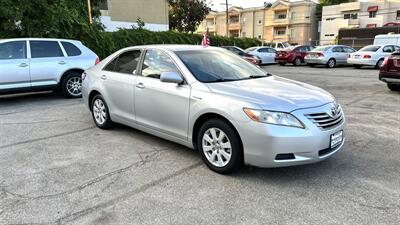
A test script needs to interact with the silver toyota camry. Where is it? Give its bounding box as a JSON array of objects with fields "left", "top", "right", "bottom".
[{"left": 82, "top": 45, "right": 345, "bottom": 174}]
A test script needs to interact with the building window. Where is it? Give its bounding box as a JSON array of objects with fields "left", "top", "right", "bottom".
[
  {"left": 275, "top": 11, "right": 287, "bottom": 19},
  {"left": 258, "top": 35, "right": 262, "bottom": 39},
  {"left": 324, "top": 34, "right": 335, "bottom": 37},
  {"left": 369, "top": 11, "right": 376, "bottom": 18},
  {"left": 290, "top": 28, "right": 295, "bottom": 38},
  {"left": 326, "top": 18, "right": 335, "bottom": 21},
  {"left": 275, "top": 28, "right": 286, "bottom": 35},
  {"left": 258, "top": 20, "right": 262, "bottom": 25},
  {"left": 397, "top": 10, "right": 400, "bottom": 20},
  {"left": 291, "top": 12, "right": 296, "bottom": 20},
  {"left": 344, "top": 13, "right": 357, "bottom": 19}
]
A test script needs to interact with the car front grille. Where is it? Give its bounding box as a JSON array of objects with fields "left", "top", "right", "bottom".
[{"left": 305, "top": 104, "right": 343, "bottom": 130}]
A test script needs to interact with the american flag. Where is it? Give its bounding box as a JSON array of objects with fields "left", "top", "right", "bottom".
[{"left": 201, "top": 28, "right": 210, "bottom": 47}]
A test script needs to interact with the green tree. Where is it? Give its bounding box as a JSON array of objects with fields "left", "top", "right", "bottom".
[
  {"left": 168, "top": 0, "right": 210, "bottom": 33},
  {"left": 0, "top": 0, "right": 104, "bottom": 38}
]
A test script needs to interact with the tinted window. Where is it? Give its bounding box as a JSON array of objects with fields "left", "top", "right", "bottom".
[
  {"left": 383, "top": 46, "right": 395, "bottom": 53},
  {"left": 343, "top": 47, "right": 355, "bottom": 53},
  {"left": 104, "top": 57, "right": 118, "bottom": 71},
  {"left": 359, "top": 45, "right": 380, "bottom": 52},
  {"left": 313, "top": 46, "right": 331, "bottom": 52},
  {"left": 61, "top": 41, "right": 81, "bottom": 56},
  {"left": 114, "top": 50, "right": 141, "bottom": 74},
  {"left": 30, "top": 41, "right": 63, "bottom": 58},
  {"left": 267, "top": 48, "right": 276, "bottom": 53},
  {"left": 0, "top": 41, "right": 26, "bottom": 60},
  {"left": 332, "top": 47, "right": 344, "bottom": 52},
  {"left": 258, "top": 48, "right": 269, "bottom": 53},
  {"left": 141, "top": 50, "right": 179, "bottom": 79}
]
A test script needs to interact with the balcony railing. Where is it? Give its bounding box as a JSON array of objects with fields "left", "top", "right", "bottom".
[{"left": 228, "top": 23, "right": 241, "bottom": 30}]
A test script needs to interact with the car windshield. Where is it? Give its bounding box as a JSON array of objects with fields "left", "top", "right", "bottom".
[
  {"left": 313, "top": 46, "right": 331, "bottom": 52},
  {"left": 282, "top": 42, "right": 291, "bottom": 48},
  {"left": 359, "top": 45, "right": 381, "bottom": 52},
  {"left": 175, "top": 49, "right": 267, "bottom": 83}
]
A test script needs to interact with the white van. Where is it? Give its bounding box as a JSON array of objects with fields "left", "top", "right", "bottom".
[{"left": 374, "top": 34, "right": 400, "bottom": 45}]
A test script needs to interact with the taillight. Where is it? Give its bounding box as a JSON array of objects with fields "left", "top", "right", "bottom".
[
  {"left": 82, "top": 72, "right": 87, "bottom": 80},
  {"left": 95, "top": 57, "right": 100, "bottom": 65},
  {"left": 363, "top": 54, "right": 371, "bottom": 59},
  {"left": 317, "top": 53, "right": 324, "bottom": 57}
]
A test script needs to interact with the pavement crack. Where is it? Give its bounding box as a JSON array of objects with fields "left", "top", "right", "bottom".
[
  {"left": 0, "top": 127, "right": 96, "bottom": 149},
  {"left": 55, "top": 161, "right": 202, "bottom": 223}
]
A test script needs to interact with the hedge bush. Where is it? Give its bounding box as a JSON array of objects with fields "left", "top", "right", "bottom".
[{"left": 82, "top": 29, "right": 262, "bottom": 59}]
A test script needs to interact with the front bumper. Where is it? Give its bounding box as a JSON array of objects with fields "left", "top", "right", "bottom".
[
  {"left": 233, "top": 104, "right": 346, "bottom": 168},
  {"left": 347, "top": 58, "right": 376, "bottom": 66},
  {"left": 304, "top": 57, "right": 327, "bottom": 65}
]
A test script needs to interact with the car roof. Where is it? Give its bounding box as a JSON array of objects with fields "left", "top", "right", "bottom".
[{"left": 0, "top": 37, "right": 81, "bottom": 43}]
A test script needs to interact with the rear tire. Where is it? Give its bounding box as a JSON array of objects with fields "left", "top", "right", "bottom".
[
  {"left": 308, "top": 63, "right": 316, "bottom": 67},
  {"left": 326, "top": 58, "right": 336, "bottom": 68},
  {"left": 293, "top": 57, "right": 302, "bottom": 66},
  {"left": 60, "top": 71, "right": 82, "bottom": 98},
  {"left": 387, "top": 83, "right": 400, "bottom": 91},
  {"left": 91, "top": 94, "right": 113, "bottom": 129},
  {"left": 197, "top": 119, "right": 243, "bottom": 174},
  {"left": 354, "top": 65, "right": 362, "bottom": 69},
  {"left": 375, "top": 59, "right": 384, "bottom": 69}
]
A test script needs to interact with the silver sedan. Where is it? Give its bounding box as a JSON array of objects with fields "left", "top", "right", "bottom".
[
  {"left": 305, "top": 45, "right": 356, "bottom": 68},
  {"left": 82, "top": 45, "right": 346, "bottom": 174}
]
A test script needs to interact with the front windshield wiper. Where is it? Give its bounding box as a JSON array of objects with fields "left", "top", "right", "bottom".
[
  {"left": 207, "top": 78, "right": 238, "bottom": 83},
  {"left": 240, "top": 73, "right": 272, "bottom": 80}
]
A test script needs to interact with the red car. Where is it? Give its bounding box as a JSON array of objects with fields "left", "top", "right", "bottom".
[
  {"left": 275, "top": 45, "right": 313, "bottom": 66},
  {"left": 379, "top": 52, "right": 400, "bottom": 91}
]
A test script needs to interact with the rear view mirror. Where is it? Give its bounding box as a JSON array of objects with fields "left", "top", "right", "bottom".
[{"left": 160, "top": 72, "right": 183, "bottom": 84}]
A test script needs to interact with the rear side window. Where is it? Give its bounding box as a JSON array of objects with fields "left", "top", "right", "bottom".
[
  {"left": 103, "top": 50, "right": 142, "bottom": 74},
  {"left": 332, "top": 47, "right": 344, "bottom": 52},
  {"left": 61, "top": 42, "right": 81, "bottom": 56},
  {"left": 30, "top": 41, "right": 63, "bottom": 58},
  {"left": 383, "top": 45, "right": 395, "bottom": 53},
  {"left": 0, "top": 41, "right": 27, "bottom": 60},
  {"left": 258, "top": 48, "right": 269, "bottom": 53}
]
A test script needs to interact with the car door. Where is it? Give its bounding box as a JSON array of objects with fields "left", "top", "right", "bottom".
[
  {"left": 0, "top": 40, "right": 30, "bottom": 91},
  {"left": 343, "top": 47, "right": 355, "bottom": 64},
  {"left": 29, "top": 40, "right": 68, "bottom": 88},
  {"left": 101, "top": 49, "right": 141, "bottom": 122},
  {"left": 134, "top": 49, "right": 190, "bottom": 140},
  {"left": 267, "top": 48, "right": 276, "bottom": 63},
  {"left": 332, "top": 46, "right": 346, "bottom": 64},
  {"left": 258, "top": 48, "right": 274, "bottom": 63}
]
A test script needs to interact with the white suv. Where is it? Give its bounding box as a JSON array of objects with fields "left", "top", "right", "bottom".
[{"left": 0, "top": 38, "right": 98, "bottom": 97}]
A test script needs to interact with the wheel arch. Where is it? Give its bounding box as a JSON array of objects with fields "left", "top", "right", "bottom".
[
  {"left": 88, "top": 89, "right": 102, "bottom": 111},
  {"left": 58, "top": 68, "right": 85, "bottom": 84}
]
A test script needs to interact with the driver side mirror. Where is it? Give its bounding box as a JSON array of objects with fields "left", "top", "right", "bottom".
[{"left": 160, "top": 72, "right": 184, "bottom": 84}]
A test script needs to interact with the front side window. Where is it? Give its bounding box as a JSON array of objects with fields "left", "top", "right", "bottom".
[
  {"left": 0, "top": 41, "right": 26, "bottom": 60},
  {"left": 175, "top": 49, "right": 267, "bottom": 83},
  {"left": 141, "top": 49, "right": 179, "bottom": 79},
  {"left": 61, "top": 42, "right": 81, "bottom": 56},
  {"left": 30, "top": 41, "right": 63, "bottom": 58},
  {"left": 383, "top": 46, "right": 395, "bottom": 53},
  {"left": 343, "top": 47, "right": 355, "bottom": 53},
  {"left": 332, "top": 47, "right": 344, "bottom": 53}
]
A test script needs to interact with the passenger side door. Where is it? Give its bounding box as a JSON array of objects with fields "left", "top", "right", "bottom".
[
  {"left": 135, "top": 49, "right": 190, "bottom": 140},
  {"left": 0, "top": 41, "right": 30, "bottom": 91},
  {"left": 29, "top": 40, "right": 67, "bottom": 88},
  {"left": 332, "top": 46, "right": 346, "bottom": 64},
  {"left": 101, "top": 49, "right": 141, "bottom": 122}
]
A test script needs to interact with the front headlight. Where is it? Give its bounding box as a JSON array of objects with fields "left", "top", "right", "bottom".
[{"left": 243, "top": 108, "right": 304, "bottom": 128}]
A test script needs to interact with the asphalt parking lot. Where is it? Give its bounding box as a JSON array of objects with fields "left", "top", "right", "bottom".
[{"left": 1, "top": 65, "right": 399, "bottom": 224}]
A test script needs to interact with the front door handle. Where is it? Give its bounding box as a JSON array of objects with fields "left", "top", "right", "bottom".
[
  {"left": 19, "top": 63, "right": 28, "bottom": 68},
  {"left": 58, "top": 61, "right": 66, "bottom": 65},
  {"left": 136, "top": 83, "right": 145, "bottom": 89},
  {"left": 101, "top": 75, "right": 107, "bottom": 80}
]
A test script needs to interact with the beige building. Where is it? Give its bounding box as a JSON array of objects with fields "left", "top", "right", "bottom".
[
  {"left": 320, "top": 0, "right": 400, "bottom": 45},
  {"left": 100, "top": 0, "right": 169, "bottom": 31},
  {"left": 197, "top": 0, "right": 318, "bottom": 45}
]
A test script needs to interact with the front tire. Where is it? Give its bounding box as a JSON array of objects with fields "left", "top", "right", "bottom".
[
  {"left": 60, "top": 71, "right": 82, "bottom": 98},
  {"left": 293, "top": 57, "right": 302, "bottom": 66},
  {"left": 326, "top": 58, "right": 336, "bottom": 68},
  {"left": 387, "top": 83, "right": 400, "bottom": 91},
  {"left": 91, "top": 95, "right": 113, "bottom": 129},
  {"left": 197, "top": 119, "right": 243, "bottom": 174},
  {"left": 375, "top": 59, "right": 384, "bottom": 69}
]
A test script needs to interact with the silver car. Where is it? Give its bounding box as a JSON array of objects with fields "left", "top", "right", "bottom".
[
  {"left": 348, "top": 44, "right": 400, "bottom": 69},
  {"left": 82, "top": 45, "right": 345, "bottom": 174},
  {"left": 0, "top": 38, "right": 98, "bottom": 97},
  {"left": 305, "top": 45, "right": 356, "bottom": 68}
]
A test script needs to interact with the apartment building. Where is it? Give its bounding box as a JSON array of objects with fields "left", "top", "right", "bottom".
[
  {"left": 264, "top": 0, "right": 318, "bottom": 44},
  {"left": 196, "top": 6, "right": 266, "bottom": 39},
  {"left": 99, "top": 0, "right": 169, "bottom": 31},
  {"left": 320, "top": 0, "right": 400, "bottom": 45},
  {"left": 196, "top": 0, "right": 317, "bottom": 45}
]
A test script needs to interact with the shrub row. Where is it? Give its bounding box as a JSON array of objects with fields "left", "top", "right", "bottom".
[{"left": 81, "top": 29, "right": 262, "bottom": 59}]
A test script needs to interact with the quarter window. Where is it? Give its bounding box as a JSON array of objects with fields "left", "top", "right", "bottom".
[
  {"left": 61, "top": 42, "right": 82, "bottom": 56},
  {"left": 30, "top": 41, "right": 63, "bottom": 58},
  {"left": 0, "top": 41, "right": 27, "bottom": 60},
  {"left": 141, "top": 50, "right": 180, "bottom": 79}
]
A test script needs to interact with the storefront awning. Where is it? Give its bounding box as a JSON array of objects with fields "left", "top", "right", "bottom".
[{"left": 367, "top": 6, "right": 378, "bottom": 12}]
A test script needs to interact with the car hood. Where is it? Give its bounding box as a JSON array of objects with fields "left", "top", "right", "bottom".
[{"left": 206, "top": 76, "right": 334, "bottom": 112}]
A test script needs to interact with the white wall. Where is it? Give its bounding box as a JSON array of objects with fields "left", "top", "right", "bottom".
[{"left": 100, "top": 16, "right": 169, "bottom": 32}]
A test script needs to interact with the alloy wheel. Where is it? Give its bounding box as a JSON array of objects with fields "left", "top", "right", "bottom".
[
  {"left": 294, "top": 57, "right": 301, "bottom": 66},
  {"left": 93, "top": 99, "right": 107, "bottom": 125},
  {"left": 66, "top": 76, "right": 82, "bottom": 97},
  {"left": 202, "top": 127, "right": 232, "bottom": 167},
  {"left": 328, "top": 59, "right": 335, "bottom": 68}
]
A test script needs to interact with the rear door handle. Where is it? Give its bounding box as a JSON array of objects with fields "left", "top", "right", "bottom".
[
  {"left": 19, "top": 63, "right": 28, "bottom": 68},
  {"left": 136, "top": 83, "right": 145, "bottom": 89},
  {"left": 58, "top": 61, "right": 66, "bottom": 65},
  {"left": 101, "top": 75, "right": 107, "bottom": 80}
]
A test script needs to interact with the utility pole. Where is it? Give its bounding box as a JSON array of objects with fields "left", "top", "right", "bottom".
[
  {"left": 87, "top": 0, "right": 93, "bottom": 25},
  {"left": 225, "top": 0, "right": 229, "bottom": 37}
]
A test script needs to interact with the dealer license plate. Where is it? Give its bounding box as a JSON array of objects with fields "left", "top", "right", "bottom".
[{"left": 331, "top": 130, "right": 343, "bottom": 148}]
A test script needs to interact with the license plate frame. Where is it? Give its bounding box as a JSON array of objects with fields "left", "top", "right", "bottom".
[{"left": 330, "top": 130, "right": 343, "bottom": 148}]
